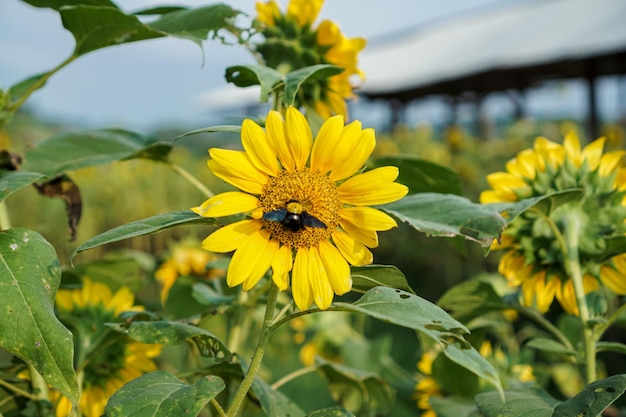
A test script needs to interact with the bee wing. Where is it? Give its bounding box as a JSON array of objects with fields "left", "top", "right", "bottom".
[
  {"left": 263, "top": 209, "right": 287, "bottom": 221},
  {"left": 301, "top": 213, "right": 327, "bottom": 229}
]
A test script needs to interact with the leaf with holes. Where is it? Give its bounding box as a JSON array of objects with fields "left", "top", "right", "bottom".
[
  {"left": 107, "top": 321, "right": 232, "bottom": 362},
  {"left": 104, "top": 371, "right": 225, "bottom": 417},
  {"left": 350, "top": 265, "right": 415, "bottom": 294},
  {"left": 0, "top": 228, "right": 78, "bottom": 404}
]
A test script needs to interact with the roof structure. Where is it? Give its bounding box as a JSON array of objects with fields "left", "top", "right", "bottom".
[{"left": 358, "top": 0, "right": 626, "bottom": 102}]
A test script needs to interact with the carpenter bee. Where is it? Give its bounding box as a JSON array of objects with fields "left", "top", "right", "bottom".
[{"left": 263, "top": 199, "right": 327, "bottom": 232}]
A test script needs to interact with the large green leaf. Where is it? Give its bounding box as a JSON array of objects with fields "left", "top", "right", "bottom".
[
  {"left": 337, "top": 287, "right": 502, "bottom": 396},
  {"left": 225, "top": 65, "right": 283, "bottom": 103},
  {"left": 316, "top": 358, "right": 395, "bottom": 417},
  {"left": 350, "top": 264, "right": 415, "bottom": 294},
  {"left": 475, "top": 387, "right": 559, "bottom": 417},
  {"left": 21, "top": 128, "right": 171, "bottom": 178},
  {"left": 0, "top": 228, "right": 78, "bottom": 403},
  {"left": 107, "top": 321, "right": 232, "bottom": 361},
  {"left": 148, "top": 4, "right": 242, "bottom": 45},
  {"left": 283, "top": 64, "right": 344, "bottom": 106},
  {"left": 71, "top": 210, "right": 217, "bottom": 260},
  {"left": 6, "top": 72, "right": 50, "bottom": 110},
  {"left": 104, "top": 371, "right": 225, "bottom": 417},
  {"left": 370, "top": 156, "right": 463, "bottom": 196},
  {"left": 382, "top": 193, "right": 507, "bottom": 246},
  {"left": 552, "top": 374, "right": 626, "bottom": 417},
  {"left": 0, "top": 170, "right": 45, "bottom": 202},
  {"left": 60, "top": 5, "right": 163, "bottom": 56},
  {"left": 22, "top": 0, "right": 118, "bottom": 10}
]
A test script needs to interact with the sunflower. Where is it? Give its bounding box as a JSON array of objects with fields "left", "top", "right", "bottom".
[
  {"left": 481, "top": 131, "right": 626, "bottom": 314},
  {"left": 254, "top": 0, "right": 366, "bottom": 118},
  {"left": 192, "top": 107, "right": 407, "bottom": 311},
  {"left": 154, "top": 240, "right": 224, "bottom": 304},
  {"left": 50, "top": 279, "right": 161, "bottom": 417}
]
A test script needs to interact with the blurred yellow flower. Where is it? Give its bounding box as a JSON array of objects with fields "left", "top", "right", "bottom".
[
  {"left": 51, "top": 279, "right": 161, "bottom": 417},
  {"left": 254, "top": 0, "right": 366, "bottom": 118},
  {"left": 154, "top": 241, "right": 224, "bottom": 304},
  {"left": 192, "top": 107, "right": 407, "bottom": 311},
  {"left": 481, "top": 131, "right": 626, "bottom": 314}
]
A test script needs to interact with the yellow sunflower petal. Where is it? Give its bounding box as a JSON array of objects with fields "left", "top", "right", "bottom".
[
  {"left": 208, "top": 149, "right": 267, "bottom": 194},
  {"left": 486, "top": 172, "right": 528, "bottom": 197},
  {"left": 479, "top": 190, "right": 508, "bottom": 203},
  {"left": 256, "top": 0, "right": 279, "bottom": 26},
  {"left": 285, "top": 107, "right": 313, "bottom": 170},
  {"left": 339, "top": 220, "right": 379, "bottom": 247},
  {"left": 339, "top": 180, "right": 408, "bottom": 206},
  {"left": 340, "top": 206, "right": 397, "bottom": 231},
  {"left": 227, "top": 229, "right": 277, "bottom": 289},
  {"left": 272, "top": 245, "right": 293, "bottom": 291},
  {"left": 192, "top": 191, "right": 259, "bottom": 217},
  {"left": 266, "top": 110, "right": 294, "bottom": 171},
  {"left": 308, "top": 246, "right": 334, "bottom": 310},
  {"left": 292, "top": 248, "right": 313, "bottom": 311},
  {"left": 318, "top": 240, "right": 352, "bottom": 295},
  {"left": 563, "top": 130, "right": 582, "bottom": 166},
  {"left": 331, "top": 230, "right": 373, "bottom": 266},
  {"left": 201, "top": 219, "right": 262, "bottom": 253},
  {"left": 330, "top": 126, "right": 376, "bottom": 182},
  {"left": 600, "top": 260, "right": 626, "bottom": 294},
  {"left": 310, "top": 114, "right": 344, "bottom": 174},
  {"left": 241, "top": 119, "right": 279, "bottom": 177},
  {"left": 287, "top": 0, "right": 323, "bottom": 26},
  {"left": 338, "top": 166, "right": 398, "bottom": 195},
  {"left": 581, "top": 137, "right": 606, "bottom": 171},
  {"left": 108, "top": 286, "right": 136, "bottom": 315},
  {"left": 599, "top": 150, "right": 625, "bottom": 177},
  {"left": 506, "top": 149, "right": 537, "bottom": 180}
]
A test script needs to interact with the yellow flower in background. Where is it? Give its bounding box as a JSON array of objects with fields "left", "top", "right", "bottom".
[
  {"left": 154, "top": 240, "right": 224, "bottom": 304},
  {"left": 52, "top": 279, "right": 162, "bottom": 417},
  {"left": 254, "top": 0, "right": 366, "bottom": 118},
  {"left": 481, "top": 131, "right": 626, "bottom": 314},
  {"left": 192, "top": 107, "right": 407, "bottom": 311},
  {"left": 414, "top": 350, "right": 442, "bottom": 417}
]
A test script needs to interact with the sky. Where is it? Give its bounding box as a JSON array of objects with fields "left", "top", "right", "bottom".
[{"left": 0, "top": 0, "right": 513, "bottom": 131}]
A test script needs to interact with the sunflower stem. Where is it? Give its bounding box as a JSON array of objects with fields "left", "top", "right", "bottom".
[
  {"left": 210, "top": 398, "right": 227, "bottom": 417},
  {"left": 516, "top": 305, "right": 575, "bottom": 353},
  {"left": 27, "top": 363, "right": 49, "bottom": 403},
  {"left": 563, "top": 212, "right": 596, "bottom": 384},
  {"left": 270, "top": 365, "right": 317, "bottom": 390},
  {"left": 167, "top": 162, "right": 214, "bottom": 198},
  {"left": 0, "top": 376, "right": 38, "bottom": 401},
  {"left": 226, "top": 282, "right": 279, "bottom": 417}
]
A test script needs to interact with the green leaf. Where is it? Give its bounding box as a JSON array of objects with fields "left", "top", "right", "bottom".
[
  {"left": 133, "top": 6, "right": 187, "bottom": 16},
  {"left": 0, "top": 228, "right": 78, "bottom": 403},
  {"left": 336, "top": 287, "right": 502, "bottom": 397},
  {"left": 316, "top": 358, "right": 395, "bottom": 417},
  {"left": 475, "top": 387, "right": 558, "bottom": 417},
  {"left": 22, "top": 0, "right": 118, "bottom": 10},
  {"left": 382, "top": 193, "right": 507, "bottom": 246},
  {"left": 107, "top": 321, "right": 233, "bottom": 361},
  {"left": 429, "top": 396, "right": 477, "bottom": 417},
  {"left": 192, "top": 282, "right": 234, "bottom": 306},
  {"left": 350, "top": 264, "right": 415, "bottom": 294},
  {"left": 553, "top": 374, "right": 626, "bottom": 417},
  {"left": 21, "top": 128, "right": 171, "bottom": 178},
  {"left": 175, "top": 125, "right": 241, "bottom": 141},
  {"left": 148, "top": 4, "right": 242, "bottom": 45},
  {"left": 283, "top": 64, "right": 344, "bottom": 106},
  {"left": 437, "top": 280, "right": 509, "bottom": 323},
  {"left": 63, "top": 257, "right": 144, "bottom": 292},
  {"left": 104, "top": 371, "right": 225, "bottom": 417},
  {"left": 225, "top": 65, "right": 283, "bottom": 102},
  {"left": 250, "top": 376, "right": 306, "bottom": 417},
  {"left": 71, "top": 211, "right": 217, "bottom": 260},
  {"left": 596, "top": 341, "right": 626, "bottom": 355},
  {"left": 306, "top": 407, "right": 356, "bottom": 417},
  {"left": 525, "top": 338, "right": 577, "bottom": 356},
  {"left": 6, "top": 73, "right": 49, "bottom": 110},
  {"left": 0, "top": 170, "right": 45, "bottom": 202},
  {"left": 60, "top": 5, "right": 163, "bottom": 56},
  {"left": 370, "top": 156, "right": 463, "bottom": 196}
]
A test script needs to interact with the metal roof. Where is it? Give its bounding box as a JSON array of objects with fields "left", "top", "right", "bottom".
[{"left": 358, "top": 0, "right": 626, "bottom": 101}]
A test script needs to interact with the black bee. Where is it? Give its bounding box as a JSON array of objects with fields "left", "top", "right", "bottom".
[{"left": 262, "top": 199, "right": 327, "bottom": 232}]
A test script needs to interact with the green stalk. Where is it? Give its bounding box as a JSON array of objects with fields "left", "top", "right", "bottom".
[
  {"left": 167, "top": 162, "right": 214, "bottom": 198},
  {"left": 27, "top": 364, "right": 49, "bottom": 403},
  {"left": 226, "top": 282, "right": 280, "bottom": 417},
  {"left": 564, "top": 213, "right": 596, "bottom": 384},
  {"left": 0, "top": 201, "right": 11, "bottom": 231}
]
